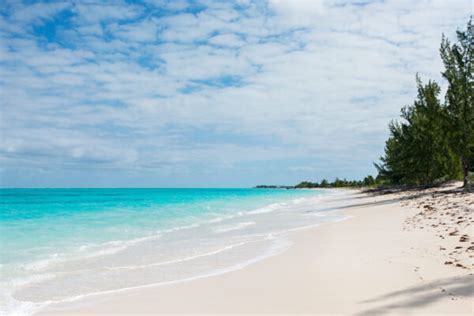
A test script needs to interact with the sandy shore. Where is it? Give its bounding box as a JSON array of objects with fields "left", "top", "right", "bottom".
[{"left": 40, "top": 185, "right": 473, "bottom": 315}]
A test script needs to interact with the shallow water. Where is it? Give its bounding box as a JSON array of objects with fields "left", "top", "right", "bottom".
[{"left": 0, "top": 188, "right": 346, "bottom": 315}]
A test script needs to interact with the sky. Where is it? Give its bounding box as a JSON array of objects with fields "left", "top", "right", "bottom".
[{"left": 0, "top": 0, "right": 471, "bottom": 188}]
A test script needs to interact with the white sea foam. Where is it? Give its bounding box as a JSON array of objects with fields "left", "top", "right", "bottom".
[
  {"left": 19, "top": 236, "right": 292, "bottom": 316},
  {"left": 20, "top": 254, "right": 63, "bottom": 272},
  {"left": 161, "top": 222, "right": 200, "bottom": 233},
  {"left": 245, "top": 203, "right": 282, "bottom": 215},
  {"left": 0, "top": 295, "right": 47, "bottom": 316},
  {"left": 207, "top": 214, "right": 235, "bottom": 223},
  {"left": 8, "top": 273, "right": 56, "bottom": 288},
  {"left": 1, "top": 274, "right": 57, "bottom": 316},
  {"left": 213, "top": 221, "right": 256, "bottom": 233},
  {"left": 21, "top": 234, "right": 163, "bottom": 273},
  {"left": 106, "top": 240, "right": 252, "bottom": 271}
]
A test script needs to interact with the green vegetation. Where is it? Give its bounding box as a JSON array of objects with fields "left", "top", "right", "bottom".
[
  {"left": 254, "top": 185, "right": 294, "bottom": 189},
  {"left": 375, "top": 19, "right": 473, "bottom": 191},
  {"left": 265, "top": 20, "right": 472, "bottom": 192},
  {"left": 295, "top": 175, "right": 376, "bottom": 189}
]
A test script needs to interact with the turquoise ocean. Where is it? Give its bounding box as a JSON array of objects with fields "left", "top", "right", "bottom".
[{"left": 0, "top": 188, "right": 345, "bottom": 315}]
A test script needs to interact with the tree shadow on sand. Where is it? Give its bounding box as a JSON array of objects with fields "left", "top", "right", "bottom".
[
  {"left": 304, "top": 197, "right": 401, "bottom": 214},
  {"left": 356, "top": 274, "right": 474, "bottom": 315}
]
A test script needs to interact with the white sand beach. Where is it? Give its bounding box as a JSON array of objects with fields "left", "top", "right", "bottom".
[
  {"left": 3, "top": 1, "right": 472, "bottom": 315},
  {"left": 40, "top": 184, "right": 473, "bottom": 315}
]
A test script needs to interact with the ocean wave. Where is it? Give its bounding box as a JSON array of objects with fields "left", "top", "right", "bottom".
[
  {"left": 6, "top": 273, "right": 56, "bottom": 288},
  {"left": 161, "top": 222, "right": 200, "bottom": 233},
  {"left": 3, "top": 190, "right": 351, "bottom": 316},
  {"left": 16, "top": 236, "right": 292, "bottom": 316},
  {"left": 213, "top": 221, "right": 256, "bottom": 233},
  {"left": 0, "top": 274, "right": 57, "bottom": 316},
  {"left": 21, "top": 234, "right": 163, "bottom": 273},
  {"left": 0, "top": 296, "right": 47, "bottom": 316},
  {"left": 20, "top": 254, "right": 63, "bottom": 272},
  {"left": 106, "top": 240, "right": 252, "bottom": 271},
  {"left": 245, "top": 203, "right": 283, "bottom": 215},
  {"left": 207, "top": 214, "right": 236, "bottom": 223}
]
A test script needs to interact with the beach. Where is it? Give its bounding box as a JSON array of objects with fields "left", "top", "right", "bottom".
[
  {"left": 3, "top": 1, "right": 472, "bottom": 315},
  {"left": 39, "top": 184, "right": 473, "bottom": 315},
  {"left": 1, "top": 188, "right": 343, "bottom": 314}
]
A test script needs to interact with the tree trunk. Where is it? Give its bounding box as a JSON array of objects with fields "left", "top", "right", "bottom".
[
  {"left": 464, "top": 168, "right": 468, "bottom": 190},
  {"left": 462, "top": 155, "right": 470, "bottom": 192}
]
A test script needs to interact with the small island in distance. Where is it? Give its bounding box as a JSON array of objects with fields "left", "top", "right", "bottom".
[
  {"left": 254, "top": 185, "right": 295, "bottom": 189},
  {"left": 256, "top": 175, "right": 377, "bottom": 189}
]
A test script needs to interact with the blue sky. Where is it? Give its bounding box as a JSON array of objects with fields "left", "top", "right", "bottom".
[{"left": 0, "top": 0, "right": 471, "bottom": 188}]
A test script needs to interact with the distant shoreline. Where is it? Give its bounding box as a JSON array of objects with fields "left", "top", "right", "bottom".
[{"left": 254, "top": 185, "right": 295, "bottom": 189}]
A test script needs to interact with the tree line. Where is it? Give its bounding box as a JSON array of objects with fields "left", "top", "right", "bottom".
[
  {"left": 292, "top": 19, "right": 472, "bottom": 191},
  {"left": 375, "top": 19, "right": 473, "bottom": 191},
  {"left": 295, "top": 175, "right": 376, "bottom": 188}
]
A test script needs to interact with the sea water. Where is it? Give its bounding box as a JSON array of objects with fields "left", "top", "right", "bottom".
[{"left": 0, "top": 188, "right": 346, "bottom": 315}]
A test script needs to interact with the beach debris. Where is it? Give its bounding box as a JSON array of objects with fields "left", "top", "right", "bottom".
[
  {"left": 400, "top": 183, "right": 473, "bottom": 271},
  {"left": 423, "top": 204, "right": 434, "bottom": 211}
]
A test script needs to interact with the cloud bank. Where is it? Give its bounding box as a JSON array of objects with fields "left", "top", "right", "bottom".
[{"left": 0, "top": 0, "right": 471, "bottom": 187}]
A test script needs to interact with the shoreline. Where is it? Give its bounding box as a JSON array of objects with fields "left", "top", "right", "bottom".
[
  {"left": 4, "top": 188, "right": 339, "bottom": 316},
  {"left": 39, "top": 186, "right": 473, "bottom": 315}
]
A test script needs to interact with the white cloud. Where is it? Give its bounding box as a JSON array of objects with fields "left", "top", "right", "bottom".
[
  {"left": 208, "top": 33, "right": 245, "bottom": 47},
  {"left": 0, "top": 0, "right": 471, "bottom": 187},
  {"left": 268, "top": 0, "right": 326, "bottom": 26},
  {"left": 111, "top": 18, "right": 161, "bottom": 42},
  {"left": 9, "top": 1, "right": 71, "bottom": 24},
  {"left": 71, "top": 2, "right": 143, "bottom": 24}
]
